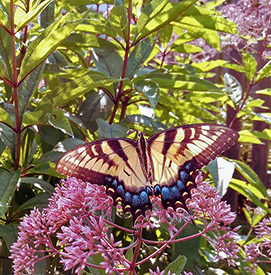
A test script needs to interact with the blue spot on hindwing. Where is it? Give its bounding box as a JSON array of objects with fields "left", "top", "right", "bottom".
[
  {"left": 116, "top": 184, "right": 124, "bottom": 198},
  {"left": 154, "top": 185, "right": 161, "bottom": 196},
  {"left": 161, "top": 186, "right": 172, "bottom": 201},
  {"left": 180, "top": 170, "right": 190, "bottom": 183},
  {"left": 177, "top": 179, "right": 185, "bottom": 192},
  {"left": 131, "top": 194, "right": 140, "bottom": 208}
]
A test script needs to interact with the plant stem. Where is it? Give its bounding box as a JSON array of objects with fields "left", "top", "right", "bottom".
[{"left": 10, "top": 0, "right": 21, "bottom": 170}]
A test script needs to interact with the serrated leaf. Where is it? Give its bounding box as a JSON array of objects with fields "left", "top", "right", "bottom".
[
  {"left": 242, "top": 53, "right": 257, "bottom": 83},
  {"left": 0, "top": 169, "right": 20, "bottom": 218},
  {"left": 224, "top": 73, "right": 242, "bottom": 108},
  {"left": 0, "top": 2, "right": 10, "bottom": 32},
  {"left": 16, "top": 0, "right": 52, "bottom": 31},
  {"left": 0, "top": 28, "right": 12, "bottom": 81},
  {"left": 96, "top": 118, "right": 128, "bottom": 138},
  {"left": 92, "top": 48, "right": 123, "bottom": 78},
  {"left": 208, "top": 157, "right": 235, "bottom": 196},
  {"left": 134, "top": 79, "right": 160, "bottom": 108},
  {"left": 231, "top": 159, "right": 269, "bottom": 198},
  {"left": 126, "top": 38, "right": 155, "bottom": 78}
]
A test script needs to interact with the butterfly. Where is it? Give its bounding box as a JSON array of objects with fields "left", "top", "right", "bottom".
[{"left": 56, "top": 124, "right": 239, "bottom": 222}]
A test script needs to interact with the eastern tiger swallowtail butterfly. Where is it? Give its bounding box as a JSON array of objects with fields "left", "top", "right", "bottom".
[{"left": 56, "top": 124, "right": 239, "bottom": 222}]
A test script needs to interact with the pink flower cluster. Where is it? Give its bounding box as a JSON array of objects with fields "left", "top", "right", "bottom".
[
  {"left": 243, "top": 218, "right": 271, "bottom": 273},
  {"left": 10, "top": 175, "right": 240, "bottom": 274}
]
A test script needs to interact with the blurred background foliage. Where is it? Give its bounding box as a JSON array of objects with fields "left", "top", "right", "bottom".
[{"left": 0, "top": 0, "right": 270, "bottom": 273}]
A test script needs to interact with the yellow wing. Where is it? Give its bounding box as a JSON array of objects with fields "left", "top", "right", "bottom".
[
  {"left": 147, "top": 124, "right": 239, "bottom": 210},
  {"left": 56, "top": 138, "right": 152, "bottom": 220}
]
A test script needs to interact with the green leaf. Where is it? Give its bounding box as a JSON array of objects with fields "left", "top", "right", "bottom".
[
  {"left": 17, "top": 193, "right": 51, "bottom": 211},
  {"left": 164, "top": 255, "right": 186, "bottom": 275},
  {"left": 242, "top": 53, "right": 257, "bottom": 83},
  {"left": 18, "top": 61, "right": 46, "bottom": 116},
  {"left": 0, "top": 28, "right": 12, "bottom": 81},
  {"left": 231, "top": 159, "right": 269, "bottom": 198},
  {"left": 238, "top": 130, "right": 263, "bottom": 144},
  {"left": 48, "top": 108, "right": 73, "bottom": 137},
  {"left": 0, "top": 107, "right": 13, "bottom": 127},
  {"left": 147, "top": 72, "right": 221, "bottom": 92},
  {"left": 0, "top": 169, "right": 20, "bottom": 218},
  {"left": 256, "top": 60, "right": 271, "bottom": 82},
  {"left": 134, "top": 79, "right": 160, "bottom": 108},
  {"left": 92, "top": 48, "right": 123, "bottom": 78},
  {"left": 16, "top": 0, "right": 52, "bottom": 31},
  {"left": 109, "top": 5, "right": 128, "bottom": 39},
  {"left": 0, "top": 224, "right": 18, "bottom": 249},
  {"left": 159, "top": 24, "right": 173, "bottom": 50},
  {"left": 0, "top": 123, "right": 16, "bottom": 154},
  {"left": 208, "top": 157, "right": 236, "bottom": 196},
  {"left": 0, "top": 1, "right": 10, "bottom": 32},
  {"left": 20, "top": 177, "right": 55, "bottom": 194},
  {"left": 22, "top": 110, "right": 44, "bottom": 126},
  {"left": 136, "top": 0, "right": 198, "bottom": 41},
  {"left": 255, "top": 89, "right": 271, "bottom": 96},
  {"left": 77, "top": 91, "right": 113, "bottom": 133},
  {"left": 19, "top": 12, "right": 84, "bottom": 81},
  {"left": 126, "top": 38, "right": 156, "bottom": 78},
  {"left": 229, "top": 179, "right": 270, "bottom": 214},
  {"left": 49, "top": 73, "right": 119, "bottom": 106},
  {"left": 224, "top": 73, "right": 242, "bottom": 108},
  {"left": 96, "top": 118, "right": 129, "bottom": 138}
]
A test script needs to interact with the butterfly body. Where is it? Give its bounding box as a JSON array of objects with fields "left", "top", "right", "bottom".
[{"left": 56, "top": 124, "right": 239, "bottom": 222}]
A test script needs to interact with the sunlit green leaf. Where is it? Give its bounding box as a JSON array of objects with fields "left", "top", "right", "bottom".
[
  {"left": 242, "top": 53, "right": 257, "bottom": 83},
  {"left": 109, "top": 5, "right": 128, "bottom": 39},
  {"left": 22, "top": 110, "right": 44, "bottom": 126},
  {"left": 231, "top": 160, "right": 269, "bottom": 198},
  {"left": 16, "top": 0, "right": 52, "bottom": 32},
  {"left": 229, "top": 179, "right": 270, "bottom": 214},
  {"left": 19, "top": 12, "right": 84, "bottom": 81},
  {"left": 256, "top": 60, "right": 271, "bottom": 82},
  {"left": 136, "top": 0, "right": 198, "bottom": 41},
  {"left": 0, "top": 108, "right": 13, "bottom": 127},
  {"left": 238, "top": 130, "right": 263, "bottom": 144}
]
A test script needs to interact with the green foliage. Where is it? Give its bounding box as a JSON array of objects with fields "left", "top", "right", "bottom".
[{"left": 0, "top": 0, "right": 271, "bottom": 274}]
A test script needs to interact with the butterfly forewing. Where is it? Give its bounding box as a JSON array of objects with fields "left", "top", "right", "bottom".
[{"left": 147, "top": 124, "right": 239, "bottom": 211}]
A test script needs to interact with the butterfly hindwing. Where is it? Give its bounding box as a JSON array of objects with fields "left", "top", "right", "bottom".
[
  {"left": 56, "top": 138, "right": 153, "bottom": 219},
  {"left": 148, "top": 124, "right": 239, "bottom": 211}
]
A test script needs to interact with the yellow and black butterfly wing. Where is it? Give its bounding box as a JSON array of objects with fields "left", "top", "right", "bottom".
[
  {"left": 147, "top": 124, "right": 239, "bottom": 211},
  {"left": 56, "top": 138, "right": 152, "bottom": 220}
]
